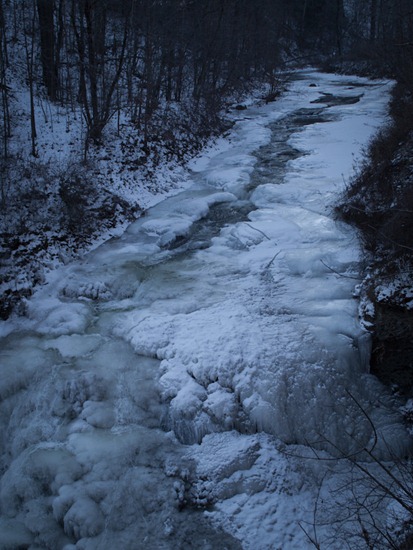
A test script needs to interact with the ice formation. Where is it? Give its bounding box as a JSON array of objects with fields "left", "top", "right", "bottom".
[{"left": 0, "top": 70, "right": 408, "bottom": 549}]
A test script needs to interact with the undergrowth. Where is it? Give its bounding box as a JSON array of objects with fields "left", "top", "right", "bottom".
[
  {"left": 0, "top": 93, "right": 242, "bottom": 321},
  {"left": 336, "top": 84, "right": 413, "bottom": 395}
]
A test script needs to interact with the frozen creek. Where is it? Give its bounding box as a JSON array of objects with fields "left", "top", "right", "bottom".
[{"left": 0, "top": 70, "right": 409, "bottom": 549}]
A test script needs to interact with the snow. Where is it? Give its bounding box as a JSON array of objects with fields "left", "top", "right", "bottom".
[
  {"left": 375, "top": 274, "right": 413, "bottom": 310},
  {"left": 0, "top": 69, "right": 410, "bottom": 549}
]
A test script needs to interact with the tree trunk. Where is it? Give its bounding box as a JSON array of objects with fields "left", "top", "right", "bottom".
[
  {"left": 36, "top": 0, "right": 58, "bottom": 99},
  {"left": 23, "top": 3, "right": 37, "bottom": 157},
  {"left": 0, "top": 0, "right": 10, "bottom": 159},
  {"left": 370, "top": 0, "right": 378, "bottom": 41}
]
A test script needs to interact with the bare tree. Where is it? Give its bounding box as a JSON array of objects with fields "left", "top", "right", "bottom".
[
  {"left": 22, "top": 0, "right": 38, "bottom": 158},
  {"left": 71, "top": 0, "right": 130, "bottom": 156},
  {"left": 298, "top": 393, "right": 413, "bottom": 549}
]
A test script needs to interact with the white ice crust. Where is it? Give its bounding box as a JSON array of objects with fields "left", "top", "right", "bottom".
[{"left": 0, "top": 70, "right": 408, "bottom": 549}]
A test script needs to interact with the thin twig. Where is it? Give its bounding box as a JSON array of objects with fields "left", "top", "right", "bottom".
[
  {"left": 244, "top": 222, "right": 271, "bottom": 240},
  {"left": 346, "top": 204, "right": 413, "bottom": 215},
  {"left": 345, "top": 390, "right": 378, "bottom": 455},
  {"left": 320, "top": 259, "right": 359, "bottom": 280},
  {"left": 370, "top": 226, "right": 413, "bottom": 253},
  {"left": 265, "top": 250, "right": 281, "bottom": 270}
]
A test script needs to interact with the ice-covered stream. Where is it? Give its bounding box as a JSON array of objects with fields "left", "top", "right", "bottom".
[{"left": 0, "top": 70, "right": 409, "bottom": 549}]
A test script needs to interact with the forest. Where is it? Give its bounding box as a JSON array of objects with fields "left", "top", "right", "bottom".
[
  {"left": 0, "top": 0, "right": 411, "bottom": 396},
  {"left": 1, "top": 1, "right": 411, "bottom": 170},
  {"left": 0, "top": 2, "right": 411, "bottom": 373},
  {"left": 1, "top": 1, "right": 413, "bottom": 549},
  {"left": 0, "top": 2, "right": 412, "bottom": 377}
]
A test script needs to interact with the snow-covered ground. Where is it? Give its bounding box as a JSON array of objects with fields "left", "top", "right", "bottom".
[{"left": 0, "top": 70, "right": 410, "bottom": 549}]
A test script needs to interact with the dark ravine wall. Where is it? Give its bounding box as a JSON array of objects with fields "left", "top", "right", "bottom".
[
  {"left": 337, "top": 85, "right": 413, "bottom": 397},
  {"left": 370, "top": 304, "right": 413, "bottom": 394}
]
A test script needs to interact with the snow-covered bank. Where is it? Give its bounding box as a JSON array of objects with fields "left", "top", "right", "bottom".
[
  {"left": 0, "top": 72, "right": 239, "bottom": 319},
  {"left": 0, "top": 70, "right": 410, "bottom": 549}
]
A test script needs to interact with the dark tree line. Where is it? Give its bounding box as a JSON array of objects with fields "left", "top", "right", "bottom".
[
  {"left": 0, "top": 0, "right": 413, "bottom": 166},
  {"left": 344, "top": 0, "right": 413, "bottom": 82},
  {"left": 0, "top": 0, "right": 318, "bottom": 159},
  {"left": 23, "top": 0, "right": 298, "bottom": 144}
]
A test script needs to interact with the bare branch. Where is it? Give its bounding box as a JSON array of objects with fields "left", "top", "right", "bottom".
[{"left": 320, "top": 259, "right": 359, "bottom": 280}]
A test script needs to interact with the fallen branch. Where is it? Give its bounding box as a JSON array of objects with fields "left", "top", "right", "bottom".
[
  {"left": 346, "top": 204, "right": 413, "bottom": 215},
  {"left": 244, "top": 222, "right": 271, "bottom": 240},
  {"left": 265, "top": 250, "right": 281, "bottom": 270},
  {"left": 320, "top": 259, "right": 359, "bottom": 280}
]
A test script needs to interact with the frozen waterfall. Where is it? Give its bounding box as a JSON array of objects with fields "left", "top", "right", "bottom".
[{"left": 0, "top": 70, "right": 408, "bottom": 549}]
